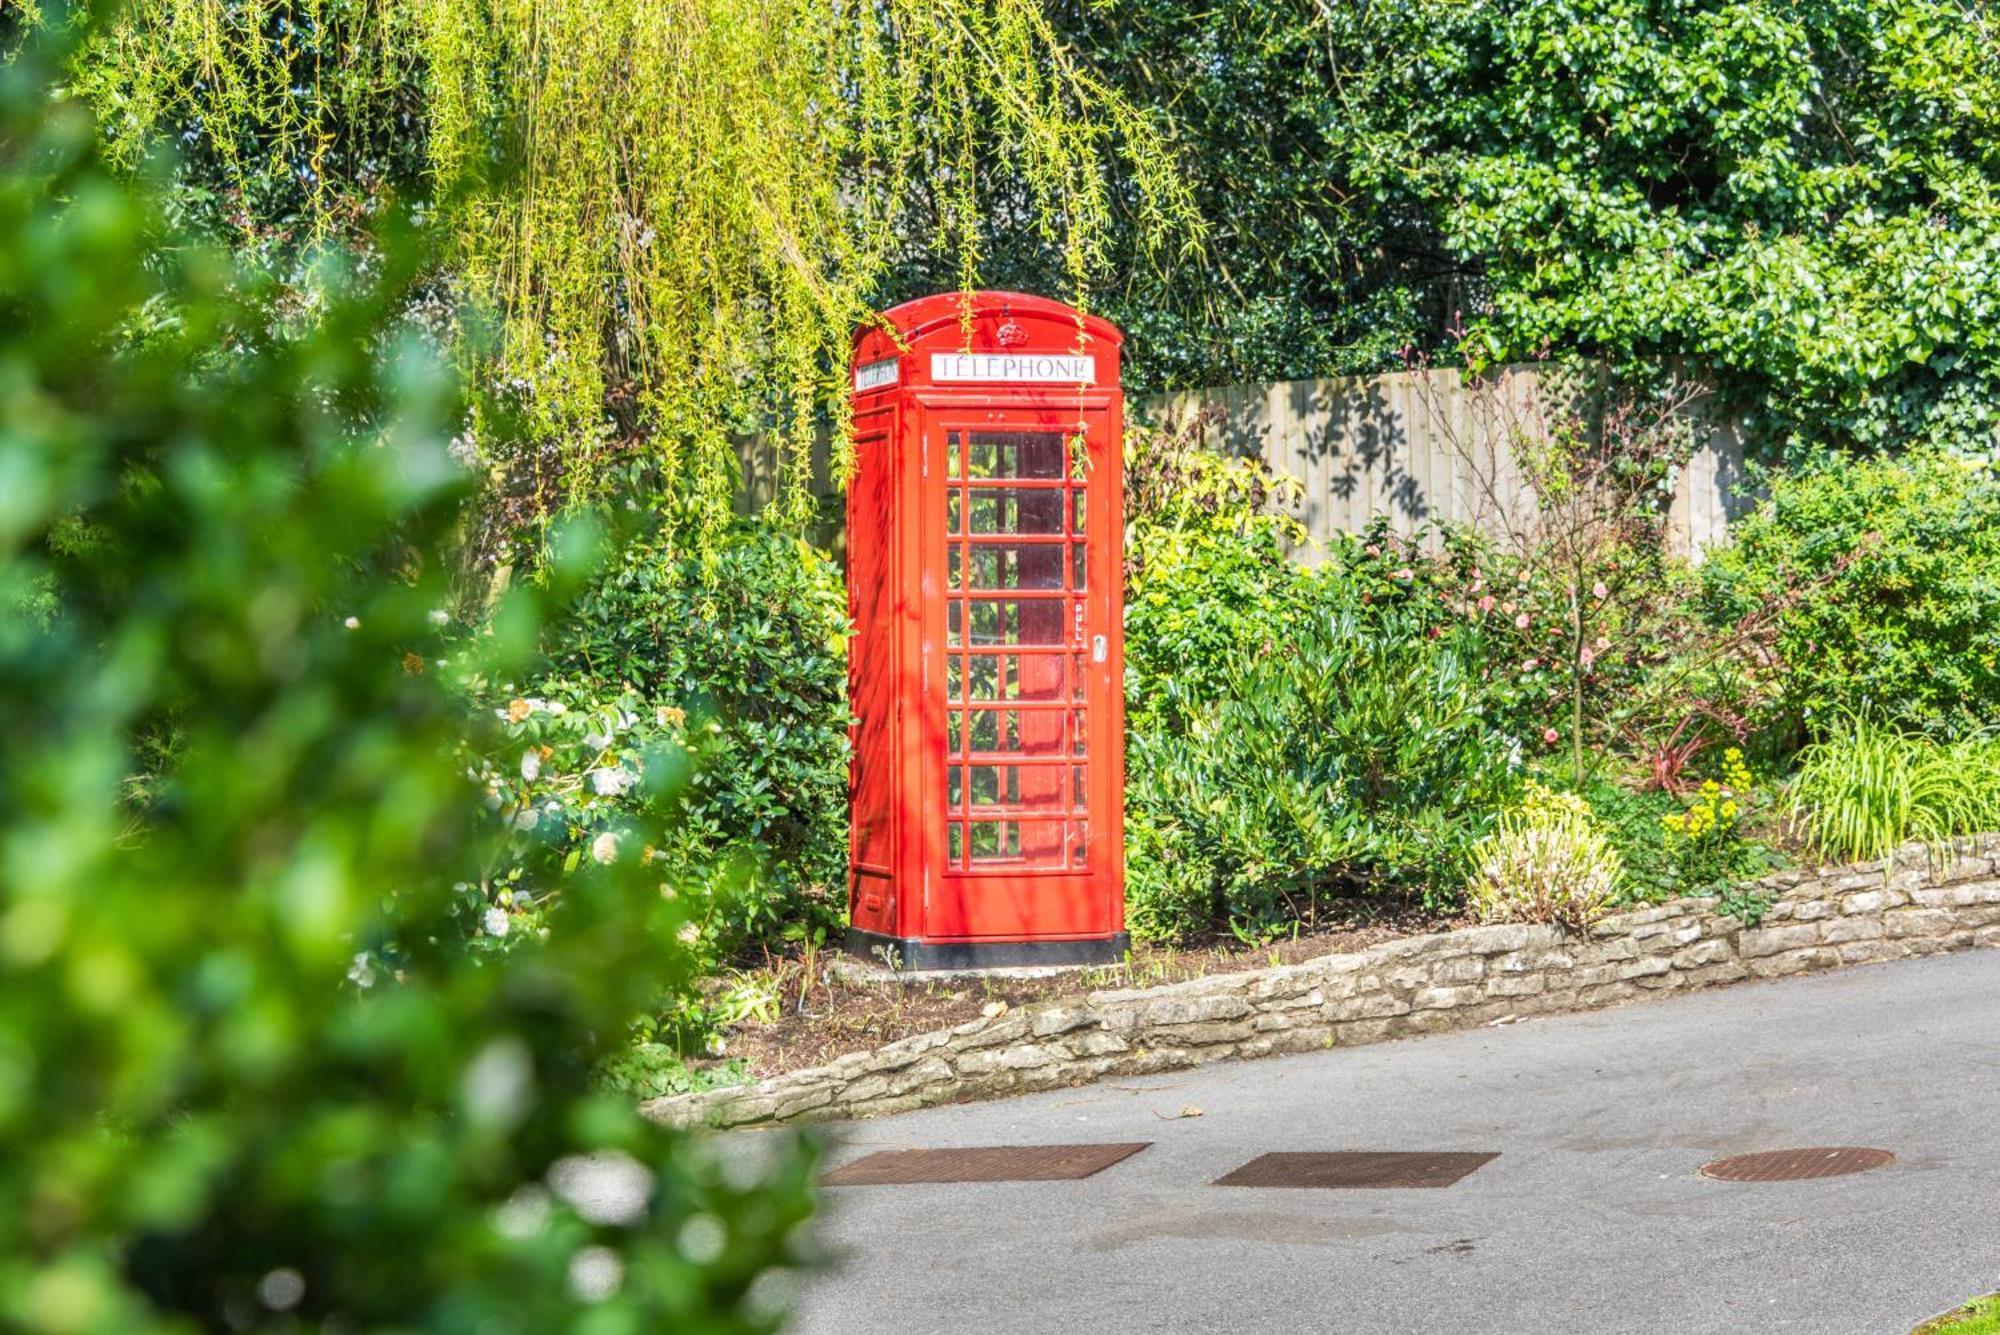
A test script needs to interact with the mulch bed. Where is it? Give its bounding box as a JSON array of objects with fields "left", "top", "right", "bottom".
[{"left": 696, "top": 906, "right": 1463, "bottom": 1083}]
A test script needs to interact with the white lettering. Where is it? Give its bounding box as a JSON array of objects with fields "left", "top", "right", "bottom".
[
  {"left": 853, "top": 356, "right": 900, "bottom": 391},
  {"left": 930, "top": 353, "right": 1096, "bottom": 385}
]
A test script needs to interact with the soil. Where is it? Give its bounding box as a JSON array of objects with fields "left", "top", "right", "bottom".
[{"left": 698, "top": 906, "right": 1463, "bottom": 1083}]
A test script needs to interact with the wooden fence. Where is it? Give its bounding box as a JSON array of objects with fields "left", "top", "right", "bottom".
[{"left": 1138, "top": 365, "right": 1753, "bottom": 562}]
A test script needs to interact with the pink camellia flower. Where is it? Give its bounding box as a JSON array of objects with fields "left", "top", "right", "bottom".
[
  {"left": 1393, "top": 567, "right": 1413, "bottom": 581},
  {"left": 1592, "top": 581, "right": 1609, "bottom": 600},
  {"left": 1580, "top": 647, "right": 1596, "bottom": 668},
  {"left": 1595, "top": 635, "right": 1610, "bottom": 651},
  {"left": 1514, "top": 612, "right": 1531, "bottom": 630},
  {"left": 1542, "top": 727, "right": 1560, "bottom": 745},
  {"left": 1365, "top": 544, "right": 1380, "bottom": 556},
  {"left": 1470, "top": 567, "right": 1482, "bottom": 581},
  {"left": 1523, "top": 658, "right": 1540, "bottom": 671},
  {"left": 1477, "top": 595, "right": 1495, "bottom": 613}
]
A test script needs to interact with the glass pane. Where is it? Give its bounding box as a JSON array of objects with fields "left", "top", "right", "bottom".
[
  {"left": 966, "top": 543, "right": 1064, "bottom": 591},
  {"left": 967, "top": 819, "right": 1066, "bottom": 866},
  {"left": 968, "top": 709, "right": 1019, "bottom": 754},
  {"left": 947, "top": 656, "right": 963, "bottom": 700},
  {"left": 947, "top": 711, "right": 964, "bottom": 754},
  {"left": 1071, "top": 764, "right": 1087, "bottom": 809},
  {"left": 1071, "top": 652, "right": 1087, "bottom": 700},
  {"left": 1071, "top": 490, "right": 1087, "bottom": 534},
  {"left": 967, "top": 654, "right": 1065, "bottom": 701},
  {"left": 966, "top": 431, "right": 1064, "bottom": 480},
  {"left": 1069, "top": 433, "right": 1089, "bottom": 482},
  {"left": 947, "top": 430, "right": 962, "bottom": 478},
  {"left": 1068, "top": 820, "right": 1089, "bottom": 868},
  {"left": 947, "top": 545, "right": 963, "bottom": 591},
  {"left": 947, "top": 601, "right": 960, "bottom": 645},
  {"left": 947, "top": 489, "right": 962, "bottom": 534},
  {"left": 970, "top": 488, "right": 1064, "bottom": 535},
  {"left": 1071, "top": 543, "right": 1086, "bottom": 592},
  {"left": 948, "top": 822, "right": 964, "bottom": 865},
  {"left": 965, "top": 598, "right": 1065, "bottom": 646},
  {"left": 948, "top": 765, "right": 964, "bottom": 807},
  {"left": 1071, "top": 709, "right": 1087, "bottom": 756},
  {"left": 964, "top": 765, "right": 1066, "bottom": 813}
]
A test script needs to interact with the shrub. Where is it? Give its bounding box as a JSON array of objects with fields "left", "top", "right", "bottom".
[
  {"left": 0, "top": 54, "right": 809, "bottom": 1330},
  {"left": 1465, "top": 783, "right": 1622, "bottom": 931},
  {"left": 1699, "top": 451, "right": 2000, "bottom": 742},
  {"left": 1125, "top": 608, "right": 1520, "bottom": 941},
  {"left": 532, "top": 522, "right": 851, "bottom": 950},
  {"left": 1657, "top": 747, "right": 1774, "bottom": 892},
  {"left": 1787, "top": 717, "right": 2000, "bottom": 865}
]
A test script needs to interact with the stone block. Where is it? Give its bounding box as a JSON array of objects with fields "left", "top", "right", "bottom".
[
  {"left": 950, "top": 1012, "right": 1030, "bottom": 1050},
  {"left": 1838, "top": 890, "right": 1889, "bottom": 916},
  {"left": 1682, "top": 961, "right": 1751, "bottom": 989},
  {"left": 1410, "top": 984, "right": 1482, "bottom": 1011},
  {"left": 1330, "top": 1018, "right": 1396, "bottom": 1046},
  {"left": 1450, "top": 923, "right": 1549, "bottom": 956},
  {"left": 1068, "top": 1030, "right": 1130, "bottom": 1058},
  {"left": 1885, "top": 908, "right": 1957, "bottom": 939},
  {"left": 1485, "top": 972, "right": 1547, "bottom": 998},
  {"left": 1747, "top": 948, "right": 1839, "bottom": 978},
  {"left": 1834, "top": 940, "right": 1906, "bottom": 965},
  {"left": 1910, "top": 882, "right": 2000, "bottom": 909},
  {"left": 1148, "top": 1020, "right": 1258, "bottom": 1047},
  {"left": 1615, "top": 955, "right": 1672, "bottom": 981},
  {"left": 1263, "top": 1025, "right": 1337, "bottom": 1055},
  {"left": 1819, "top": 916, "right": 1884, "bottom": 945},
  {"left": 1029, "top": 1004, "right": 1099, "bottom": 1038},
  {"left": 1671, "top": 939, "right": 1733, "bottom": 969},
  {"left": 1738, "top": 923, "right": 1822, "bottom": 958},
  {"left": 1336, "top": 991, "right": 1413, "bottom": 1021},
  {"left": 1429, "top": 956, "right": 1487, "bottom": 985}
]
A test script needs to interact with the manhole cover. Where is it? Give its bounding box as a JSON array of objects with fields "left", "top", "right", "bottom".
[
  {"left": 1214, "top": 1151, "right": 1500, "bottom": 1190},
  {"left": 822, "top": 1142, "right": 1151, "bottom": 1186},
  {"left": 1698, "top": 1147, "right": 1894, "bottom": 1182}
]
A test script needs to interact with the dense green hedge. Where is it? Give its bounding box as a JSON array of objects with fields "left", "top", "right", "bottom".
[{"left": 1699, "top": 452, "right": 2000, "bottom": 742}]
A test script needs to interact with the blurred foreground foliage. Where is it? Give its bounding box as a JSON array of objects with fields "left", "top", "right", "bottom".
[{"left": 0, "top": 37, "right": 810, "bottom": 1334}]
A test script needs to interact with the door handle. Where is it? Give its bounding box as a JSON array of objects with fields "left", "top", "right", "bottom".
[{"left": 1091, "top": 634, "right": 1107, "bottom": 664}]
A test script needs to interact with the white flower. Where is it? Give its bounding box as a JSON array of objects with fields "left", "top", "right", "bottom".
[
  {"left": 513, "top": 807, "right": 539, "bottom": 831},
  {"left": 676, "top": 921, "right": 700, "bottom": 945},
  {"left": 590, "top": 831, "right": 619, "bottom": 865},
  {"left": 589, "top": 767, "right": 635, "bottom": 796},
  {"left": 483, "top": 907, "right": 510, "bottom": 937},
  {"left": 346, "top": 953, "right": 376, "bottom": 989},
  {"left": 546, "top": 701, "right": 567, "bottom": 716},
  {"left": 343, "top": 616, "right": 360, "bottom": 629},
  {"left": 520, "top": 749, "right": 542, "bottom": 781},
  {"left": 428, "top": 608, "right": 451, "bottom": 627},
  {"left": 584, "top": 730, "right": 612, "bottom": 750}
]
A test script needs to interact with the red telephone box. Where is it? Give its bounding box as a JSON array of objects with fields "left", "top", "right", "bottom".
[{"left": 844, "top": 292, "right": 1127, "bottom": 970}]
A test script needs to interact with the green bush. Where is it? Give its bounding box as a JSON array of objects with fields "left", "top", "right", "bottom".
[
  {"left": 524, "top": 522, "right": 851, "bottom": 953},
  {"left": 1125, "top": 609, "right": 1520, "bottom": 941},
  {"left": 1700, "top": 452, "right": 2000, "bottom": 742},
  {"left": 0, "top": 46, "right": 808, "bottom": 1331},
  {"left": 1787, "top": 716, "right": 2000, "bottom": 865}
]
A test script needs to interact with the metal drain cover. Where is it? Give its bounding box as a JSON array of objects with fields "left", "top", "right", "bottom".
[
  {"left": 1214, "top": 1151, "right": 1500, "bottom": 1189},
  {"left": 1699, "top": 1147, "right": 1894, "bottom": 1182},
  {"left": 822, "top": 1142, "right": 1151, "bottom": 1186}
]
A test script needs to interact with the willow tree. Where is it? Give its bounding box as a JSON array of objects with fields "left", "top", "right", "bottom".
[{"left": 64, "top": 0, "right": 1198, "bottom": 540}]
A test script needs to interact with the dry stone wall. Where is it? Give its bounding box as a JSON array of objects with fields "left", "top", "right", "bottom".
[{"left": 640, "top": 839, "right": 2000, "bottom": 1130}]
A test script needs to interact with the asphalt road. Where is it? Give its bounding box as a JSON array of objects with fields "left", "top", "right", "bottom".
[{"left": 772, "top": 949, "right": 2000, "bottom": 1335}]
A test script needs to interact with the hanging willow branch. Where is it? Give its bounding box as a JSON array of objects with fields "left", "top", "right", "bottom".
[{"left": 63, "top": 0, "right": 1200, "bottom": 541}]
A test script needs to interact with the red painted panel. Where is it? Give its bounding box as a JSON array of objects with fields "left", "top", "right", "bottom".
[{"left": 848, "top": 292, "right": 1124, "bottom": 949}]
